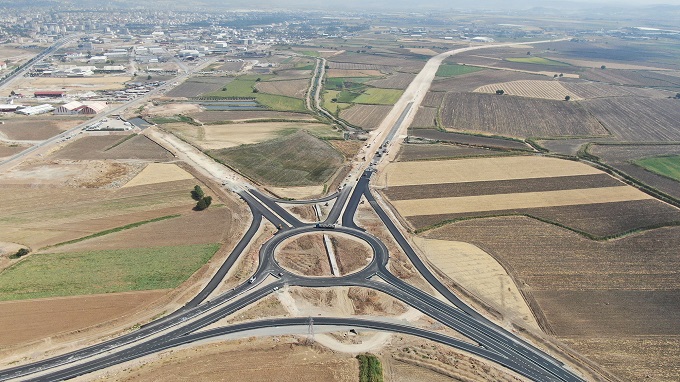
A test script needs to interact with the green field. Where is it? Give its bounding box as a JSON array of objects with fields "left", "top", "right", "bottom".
[
  {"left": 322, "top": 90, "right": 351, "bottom": 114},
  {"left": 210, "top": 130, "right": 343, "bottom": 187},
  {"left": 353, "top": 88, "right": 403, "bottom": 105},
  {"left": 356, "top": 354, "right": 383, "bottom": 382},
  {"left": 204, "top": 75, "right": 306, "bottom": 112},
  {"left": 0, "top": 244, "right": 220, "bottom": 301},
  {"left": 635, "top": 155, "right": 680, "bottom": 181},
  {"left": 435, "top": 64, "right": 484, "bottom": 77},
  {"left": 505, "top": 57, "right": 570, "bottom": 66}
]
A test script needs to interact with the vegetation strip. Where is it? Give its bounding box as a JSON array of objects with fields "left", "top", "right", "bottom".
[
  {"left": 356, "top": 354, "right": 384, "bottom": 382},
  {"left": 45, "top": 214, "right": 181, "bottom": 249}
]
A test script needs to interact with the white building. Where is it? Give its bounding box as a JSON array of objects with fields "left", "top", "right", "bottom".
[
  {"left": 54, "top": 101, "right": 83, "bottom": 115},
  {"left": 17, "top": 104, "right": 54, "bottom": 115}
]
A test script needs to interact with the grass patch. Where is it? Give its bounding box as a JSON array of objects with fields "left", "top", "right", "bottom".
[
  {"left": 209, "top": 130, "right": 343, "bottom": 187},
  {"left": 0, "top": 243, "right": 220, "bottom": 301},
  {"left": 505, "top": 57, "right": 570, "bottom": 66},
  {"left": 45, "top": 215, "right": 181, "bottom": 249},
  {"left": 322, "top": 90, "right": 351, "bottom": 114},
  {"left": 326, "top": 77, "right": 374, "bottom": 90},
  {"left": 634, "top": 155, "right": 680, "bottom": 182},
  {"left": 354, "top": 88, "right": 403, "bottom": 105},
  {"left": 435, "top": 64, "right": 484, "bottom": 77},
  {"left": 300, "top": 50, "right": 320, "bottom": 57},
  {"left": 204, "top": 75, "right": 306, "bottom": 112},
  {"left": 150, "top": 115, "right": 197, "bottom": 125},
  {"left": 357, "top": 354, "right": 383, "bottom": 382}
]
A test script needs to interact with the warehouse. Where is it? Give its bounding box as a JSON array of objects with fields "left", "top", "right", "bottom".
[
  {"left": 16, "top": 104, "right": 54, "bottom": 115},
  {"left": 53, "top": 101, "right": 83, "bottom": 115},
  {"left": 53, "top": 101, "right": 107, "bottom": 115}
]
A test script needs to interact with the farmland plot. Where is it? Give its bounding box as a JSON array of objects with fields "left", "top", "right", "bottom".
[
  {"left": 339, "top": 104, "right": 392, "bottom": 130},
  {"left": 190, "top": 110, "right": 316, "bottom": 123},
  {"left": 408, "top": 129, "right": 531, "bottom": 151},
  {"left": 420, "top": 91, "right": 445, "bottom": 107},
  {"left": 327, "top": 61, "right": 385, "bottom": 71},
  {"left": 326, "top": 69, "right": 384, "bottom": 78},
  {"left": 583, "top": 97, "right": 680, "bottom": 141},
  {"left": 562, "top": 82, "right": 672, "bottom": 99},
  {"left": 440, "top": 93, "right": 608, "bottom": 138},
  {"left": 474, "top": 80, "right": 580, "bottom": 100},
  {"left": 255, "top": 78, "right": 309, "bottom": 99},
  {"left": 396, "top": 143, "right": 511, "bottom": 162},
  {"left": 51, "top": 135, "right": 174, "bottom": 161},
  {"left": 166, "top": 77, "right": 230, "bottom": 98},
  {"left": 410, "top": 107, "right": 438, "bottom": 128},
  {"left": 367, "top": 73, "right": 416, "bottom": 89},
  {"left": 431, "top": 69, "right": 549, "bottom": 93},
  {"left": 425, "top": 217, "right": 680, "bottom": 381},
  {"left": 0, "top": 118, "right": 80, "bottom": 141},
  {"left": 581, "top": 69, "right": 680, "bottom": 89},
  {"left": 271, "top": 69, "right": 313, "bottom": 80}
]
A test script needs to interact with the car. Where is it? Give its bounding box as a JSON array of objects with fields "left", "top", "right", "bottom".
[
  {"left": 273, "top": 286, "right": 279, "bottom": 291},
  {"left": 277, "top": 272, "right": 283, "bottom": 277},
  {"left": 248, "top": 276, "right": 256, "bottom": 284}
]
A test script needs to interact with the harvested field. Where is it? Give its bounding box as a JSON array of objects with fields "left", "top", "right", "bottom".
[
  {"left": 396, "top": 143, "right": 507, "bottom": 162},
  {"left": 561, "top": 81, "right": 672, "bottom": 99},
  {"left": 330, "top": 235, "right": 372, "bottom": 275},
  {"left": 0, "top": 118, "right": 81, "bottom": 141},
  {"left": 272, "top": 69, "right": 313, "bottom": 80},
  {"left": 423, "top": 217, "right": 680, "bottom": 381},
  {"left": 111, "top": 337, "right": 358, "bottom": 382},
  {"left": 420, "top": 91, "right": 445, "bottom": 107},
  {"left": 385, "top": 173, "right": 621, "bottom": 200},
  {"left": 380, "top": 156, "right": 600, "bottom": 187},
  {"left": 327, "top": 62, "right": 385, "bottom": 71},
  {"left": 390, "top": 186, "right": 651, "bottom": 217},
  {"left": 431, "top": 69, "right": 551, "bottom": 93},
  {"left": 166, "top": 121, "right": 337, "bottom": 150},
  {"left": 410, "top": 107, "right": 437, "bottom": 128},
  {"left": 191, "top": 110, "right": 315, "bottom": 123},
  {"left": 0, "top": 244, "right": 219, "bottom": 301},
  {"left": 339, "top": 104, "right": 392, "bottom": 130},
  {"left": 581, "top": 68, "right": 680, "bottom": 89},
  {"left": 590, "top": 144, "right": 680, "bottom": 200},
  {"left": 412, "top": 237, "right": 538, "bottom": 329},
  {"left": 165, "top": 77, "right": 229, "bottom": 98},
  {"left": 0, "top": 290, "right": 166, "bottom": 347},
  {"left": 209, "top": 130, "right": 343, "bottom": 187},
  {"left": 440, "top": 93, "right": 608, "bottom": 138},
  {"left": 409, "top": 199, "right": 680, "bottom": 237},
  {"left": 122, "top": 163, "right": 193, "bottom": 188},
  {"left": 218, "top": 61, "right": 244, "bottom": 72},
  {"left": 326, "top": 69, "right": 384, "bottom": 78},
  {"left": 51, "top": 134, "right": 174, "bottom": 161},
  {"left": 366, "top": 73, "right": 416, "bottom": 89},
  {"left": 145, "top": 102, "right": 202, "bottom": 117},
  {"left": 435, "top": 64, "right": 484, "bottom": 78},
  {"left": 275, "top": 233, "right": 331, "bottom": 277},
  {"left": 255, "top": 78, "right": 309, "bottom": 99},
  {"left": 328, "top": 52, "right": 426, "bottom": 73},
  {"left": 583, "top": 97, "right": 680, "bottom": 141},
  {"left": 475, "top": 80, "right": 580, "bottom": 100},
  {"left": 329, "top": 140, "right": 363, "bottom": 160}
]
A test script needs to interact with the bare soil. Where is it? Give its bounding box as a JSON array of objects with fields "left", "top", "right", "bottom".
[
  {"left": 330, "top": 235, "right": 372, "bottom": 275},
  {"left": 340, "top": 104, "right": 393, "bottom": 130},
  {"left": 347, "top": 287, "right": 408, "bottom": 316},
  {"left": 275, "top": 233, "right": 331, "bottom": 277},
  {"left": 397, "top": 142, "right": 512, "bottom": 162},
  {"left": 408, "top": 129, "right": 531, "bottom": 151},
  {"left": 0, "top": 290, "right": 167, "bottom": 348},
  {"left": 50, "top": 135, "right": 174, "bottom": 161},
  {"left": 0, "top": 117, "right": 82, "bottom": 140}
]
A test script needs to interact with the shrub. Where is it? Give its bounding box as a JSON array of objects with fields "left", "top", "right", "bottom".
[
  {"left": 195, "top": 196, "right": 212, "bottom": 211},
  {"left": 191, "top": 185, "right": 204, "bottom": 201},
  {"left": 9, "top": 248, "right": 29, "bottom": 259}
]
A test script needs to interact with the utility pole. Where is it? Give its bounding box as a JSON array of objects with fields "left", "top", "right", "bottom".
[{"left": 307, "top": 316, "right": 315, "bottom": 343}]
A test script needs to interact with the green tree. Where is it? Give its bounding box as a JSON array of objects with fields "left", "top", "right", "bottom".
[
  {"left": 195, "top": 196, "right": 212, "bottom": 211},
  {"left": 146, "top": 75, "right": 152, "bottom": 80},
  {"left": 600, "top": 65, "right": 606, "bottom": 69},
  {"left": 565, "top": 95, "right": 571, "bottom": 101},
  {"left": 191, "top": 185, "right": 204, "bottom": 201},
  {"left": 496, "top": 89, "right": 504, "bottom": 95}
]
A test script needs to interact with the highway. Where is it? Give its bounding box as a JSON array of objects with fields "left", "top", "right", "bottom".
[{"left": 0, "top": 37, "right": 584, "bottom": 382}]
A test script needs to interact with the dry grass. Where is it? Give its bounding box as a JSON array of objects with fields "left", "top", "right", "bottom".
[
  {"left": 275, "top": 233, "right": 331, "bottom": 277},
  {"left": 122, "top": 163, "right": 194, "bottom": 188},
  {"left": 255, "top": 78, "right": 310, "bottom": 99},
  {"left": 340, "top": 104, "right": 392, "bottom": 130},
  {"left": 0, "top": 118, "right": 81, "bottom": 140},
  {"left": 15, "top": 76, "right": 132, "bottom": 91},
  {"left": 380, "top": 156, "right": 601, "bottom": 187},
  {"left": 331, "top": 235, "right": 372, "bottom": 275}
]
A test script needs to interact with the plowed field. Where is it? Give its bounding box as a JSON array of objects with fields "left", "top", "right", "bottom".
[{"left": 340, "top": 104, "right": 392, "bottom": 130}]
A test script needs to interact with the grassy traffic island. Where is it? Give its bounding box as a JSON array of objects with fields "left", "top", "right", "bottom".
[{"left": 0, "top": 244, "right": 220, "bottom": 301}]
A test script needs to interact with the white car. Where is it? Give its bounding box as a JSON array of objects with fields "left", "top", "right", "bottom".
[{"left": 248, "top": 276, "right": 256, "bottom": 284}]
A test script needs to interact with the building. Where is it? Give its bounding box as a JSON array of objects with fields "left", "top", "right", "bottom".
[
  {"left": 0, "top": 104, "right": 21, "bottom": 112},
  {"left": 78, "top": 101, "right": 107, "bottom": 114},
  {"left": 34, "top": 91, "right": 66, "bottom": 98},
  {"left": 54, "top": 101, "right": 83, "bottom": 115},
  {"left": 0, "top": 62, "right": 7, "bottom": 70},
  {"left": 16, "top": 104, "right": 54, "bottom": 115}
]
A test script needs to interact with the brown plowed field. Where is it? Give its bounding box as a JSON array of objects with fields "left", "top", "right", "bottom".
[
  {"left": 166, "top": 77, "right": 229, "bottom": 98},
  {"left": 275, "top": 234, "right": 331, "bottom": 277},
  {"left": 340, "top": 104, "right": 392, "bottom": 130},
  {"left": 191, "top": 110, "right": 315, "bottom": 123},
  {"left": 409, "top": 199, "right": 680, "bottom": 237},
  {"left": 583, "top": 97, "right": 680, "bottom": 142},
  {"left": 326, "top": 69, "right": 384, "bottom": 78},
  {"left": 272, "top": 69, "right": 313, "bottom": 80},
  {"left": 327, "top": 61, "right": 385, "bottom": 71},
  {"left": 420, "top": 91, "right": 445, "bottom": 107},
  {"left": 475, "top": 80, "right": 580, "bottom": 100},
  {"left": 581, "top": 68, "right": 680, "bottom": 89},
  {"left": 385, "top": 173, "right": 620, "bottom": 200},
  {"left": 423, "top": 217, "right": 680, "bottom": 381},
  {"left": 440, "top": 93, "right": 608, "bottom": 138},
  {"left": 51, "top": 134, "right": 173, "bottom": 161},
  {"left": 410, "top": 107, "right": 437, "bottom": 128},
  {"left": 407, "top": 129, "right": 531, "bottom": 151},
  {"left": 430, "top": 69, "right": 547, "bottom": 93},
  {"left": 562, "top": 81, "right": 672, "bottom": 99},
  {"left": 367, "top": 73, "right": 416, "bottom": 89},
  {"left": 0, "top": 118, "right": 81, "bottom": 140},
  {"left": 0, "top": 290, "right": 166, "bottom": 347},
  {"left": 396, "top": 143, "right": 507, "bottom": 162},
  {"left": 590, "top": 143, "right": 680, "bottom": 200},
  {"left": 255, "top": 78, "right": 309, "bottom": 99}
]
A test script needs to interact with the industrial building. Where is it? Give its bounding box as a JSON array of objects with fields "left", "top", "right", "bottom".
[
  {"left": 16, "top": 104, "right": 55, "bottom": 115},
  {"left": 54, "top": 101, "right": 107, "bottom": 115}
]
